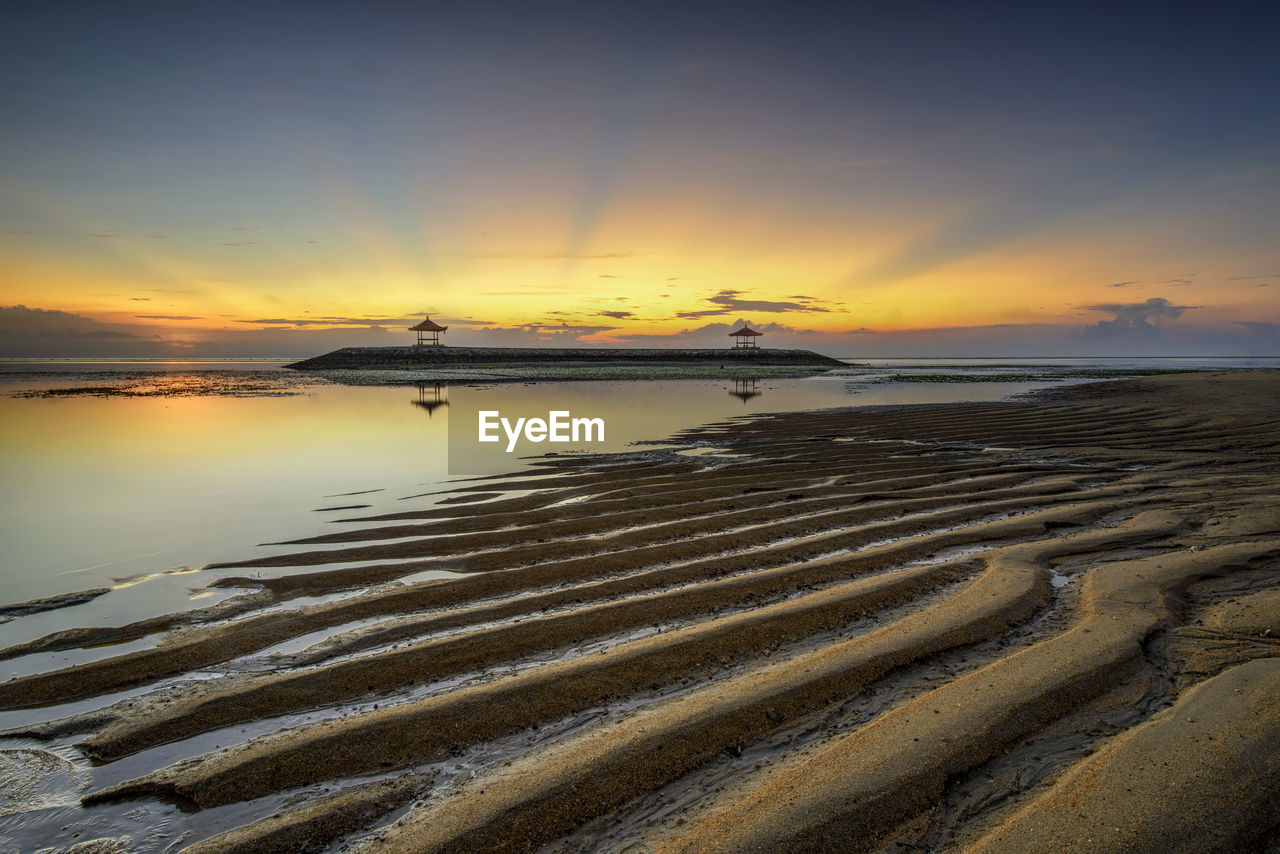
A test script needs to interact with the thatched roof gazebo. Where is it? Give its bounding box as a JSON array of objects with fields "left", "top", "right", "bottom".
[
  {"left": 728, "top": 324, "right": 762, "bottom": 349},
  {"left": 409, "top": 316, "right": 448, "bottom": 346}
]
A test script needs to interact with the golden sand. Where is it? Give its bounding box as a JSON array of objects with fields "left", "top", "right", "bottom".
[{"left": 3, "top": 370, "right": 1279, "bottom": 852}]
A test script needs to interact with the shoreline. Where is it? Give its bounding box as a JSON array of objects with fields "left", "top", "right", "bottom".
[{"left": 1, "top": 370, "right": 1279, "bottom": 852}]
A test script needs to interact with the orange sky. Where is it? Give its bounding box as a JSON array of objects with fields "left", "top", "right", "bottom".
[{"left": 1, "top": 3, "right": 1277, "bottom": 357}]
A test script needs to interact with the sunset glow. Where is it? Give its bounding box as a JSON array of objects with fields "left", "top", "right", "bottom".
[{"left": 2, "top": 3, "right": 1277, "bottom": 357}]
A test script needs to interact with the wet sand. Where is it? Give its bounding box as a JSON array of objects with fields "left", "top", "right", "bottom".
[{"left": 2, "top": 370, "right": 1279, "bottom": 852}]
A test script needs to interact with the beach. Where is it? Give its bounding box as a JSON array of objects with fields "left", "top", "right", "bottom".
[{"left": 2, "top": 369, "right": 1279, "bottom": 852}]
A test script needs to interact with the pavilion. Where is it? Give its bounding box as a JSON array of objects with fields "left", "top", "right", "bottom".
[
  {"left": 409, "top": 316, "right": 448, "bottom": 346},
  {"left": 728, "top": 324, "right": 762, "bottom": 349}
]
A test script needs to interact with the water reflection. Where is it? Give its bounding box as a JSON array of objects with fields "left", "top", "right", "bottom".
[
  {"left": 412, "top": 382, "right": 450, "bottom": 416},
  {"left": 729, "top": 378, "right": 762, "bottom": 403},
  {"left": 8, "top": 362, "right": 1248, "bottom": 617},
  {"left": 0, "top": 374, "right": 1091, "bottom": 614}
]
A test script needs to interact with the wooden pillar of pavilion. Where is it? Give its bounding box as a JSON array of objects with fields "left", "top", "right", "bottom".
[
  {"left": 409, "top": 316, "right": 448, "bottom": 346},
  {"left": 728, "top": 324, "right": 762, "bottom": 349}
]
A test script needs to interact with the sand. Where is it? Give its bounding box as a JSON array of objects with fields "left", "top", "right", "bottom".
[{"left": 2, "top": 370, "right": 1279, "bottom": 852}]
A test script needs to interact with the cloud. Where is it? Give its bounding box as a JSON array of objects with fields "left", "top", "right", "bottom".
[
  {"left": 607, "top": 318, "right": 827, "bottom": 348},
  {"left": 1257, "top": 283, "right": 1273, "bottom": 287},
  {"left": 1081, "top": 297, "right": 1199, "bottom": 337},
  {"left": 598, "top": 274, "right": 620, "bottom": 278},
  {"left": 1108, "top": 278, "right": 1195, "bottom": 288},
  {"left": 486, "top": 323, "right": 618, "bottom": 335},
  {"left": 135, "top": 315, "right": 203, "bottom": 320},
  {"left": 2, "top": 305, "right": 103, "bottom": 332},
  {"left": 235, "top": 315, "right": 421, "bottom": 328},
  {"left": 0, "top": 306, "right": 618, "bottom": 356},
  {"left": 0, "top": 305, "right": 161, "bottom": 356},
  {"left": 90, "top": 230, "right": 164, "bottom": 239},
  {"left": 5, "top": 300, "right": 1275, "bottom": 360},
  {"left": 220, "top": 242, "right": 258, "bottom": 246},
  {"left": 37, "top": 329, "right": 143, "bottom": 340},
  {"left": 1228, "top": 273, "right": 1280, "bottom": 280},
  {"left": 676, "top": 289, "right": 836, "bottom": 319},
  {"left": 464, "top": 322, "right": 620, "bottom": 345},
  {"left": 598, "top": 310, "right": 633, "bottom": 319},
  {"left": 448, "top": 251, "right": 636, "bottom": 259},
  {"left": 130, "top": 297, "right": 151, "bottom": 301}
]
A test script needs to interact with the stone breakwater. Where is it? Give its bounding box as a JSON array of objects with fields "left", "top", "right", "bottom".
[{"left": 285, "top": 345, "right": 845, "bottom": 370}]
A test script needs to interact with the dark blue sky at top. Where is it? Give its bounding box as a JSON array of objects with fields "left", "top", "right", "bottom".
[{"left": 5, "top": 1, "right": 1277, "bottom": 167}]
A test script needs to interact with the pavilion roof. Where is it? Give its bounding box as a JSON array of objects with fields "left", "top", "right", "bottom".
[
  {"left": 728, "top": 325, "right": 762, "bottom": 337},
  {"left": 409, "top": 317, "right": 448, "bottom": 332}
]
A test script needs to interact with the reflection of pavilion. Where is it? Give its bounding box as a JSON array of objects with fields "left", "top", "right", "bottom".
[
  {"left": 412, "top": 382, "right": 450, "bottom": 416},
  {"left": 729, "top": 378, "right": 761, "bottom": 403}
]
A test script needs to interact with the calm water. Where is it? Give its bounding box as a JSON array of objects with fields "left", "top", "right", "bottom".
[{"left": 1, "top": 356, "right": 1276, "bottom": 645}]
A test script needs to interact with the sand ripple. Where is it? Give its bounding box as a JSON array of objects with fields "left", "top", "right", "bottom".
[{"left": 2, "top": 371, "right": 1278, "bottom": 852}]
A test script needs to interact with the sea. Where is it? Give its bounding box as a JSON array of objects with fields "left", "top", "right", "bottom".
[{"left": 0, "top": 356, "right": 1276, "bottom": 652}]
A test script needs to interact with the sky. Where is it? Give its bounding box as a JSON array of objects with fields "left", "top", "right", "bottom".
[{"left": 1, "top": 0, "right": 1278, "bottom": 357}]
